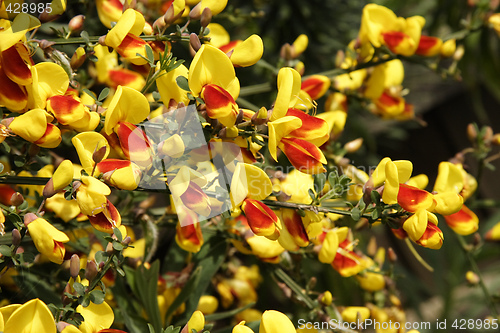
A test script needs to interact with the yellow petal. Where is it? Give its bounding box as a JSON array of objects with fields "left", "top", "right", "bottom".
[
  {"left": 104, "top": 8, "right": 145, "bottom": 48},
  {"left": 72, "top": 132, "right": 109, "bottom": 173},
  {"left": 230, "top": 163, "right": 273, "bottom": 205},
  {"left": 259, "top": 310, "right": 295, "bottom": 333},
  {"left": 28, "top": 62, "right": 69, "bottom": 109},
  {"left": 318, "top": 229, "right": 339, "bottom": 263},
  {"left": 77, "top": 301, "right": 114, "bottom": 333},
  {"left": 403, "top": 209, "right": 428, "bottom": 241},
  {"left": 156, "top": 64, "right": 190, "bottom": 105},
  {"left": 52, "top": 160, "right": 74, "bottom": 191},
  {"left": 4, "top": 299, "right": 56, "bottom": 333},
  {"left": 230, "top": 34, "right": 264, "bottom": 67},
  {"left": 233, "top": 321, "right": 254, "bottom": 333},
  {"left": 9, "top": 108, "right": 47, "bottom": 142},
  {"left": 433, "top": 192, "right": 463, "bottom": 216},
  {"left": 187, "top": 310, "right": 205, "bottom": 332},
  {"left": 207, "top": 23, "right": 230, "bottom": 48},
  {"left": 0, "top": 13, "right": 40, "bottom": 51},
  {"left": 433, "top": 161, "right": 464, "bottom": 194},
  {"left": 271, "top": 67, "right": 301, "bottom": 121}
]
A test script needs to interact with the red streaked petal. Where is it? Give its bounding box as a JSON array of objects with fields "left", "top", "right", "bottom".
[
  {"left": 397, "top": 183, "right": 436, "bottom": 213},
  {"left": 444, "top": 205, "right": 479, "bottom": 236},
  {"left": 2, "top": 43, "right": 33, "bottom": 85},
  {"left": 241, "top": 198, "right": 279, "bottom": 239},
  {"left": 281, "top": 208, "right": 309, "bottom": 247},
  {"left": 0, "top": 184, "right": 16, "bottom": 206},
  {"left": 115, "top": 121, "right": 153, "bottom": 167},
  {"left": 88, "top": 200, "right": 121, "bottom": 234},
  {"left": 416, "top": 222, "right": 444, "bottom": 249},
  {"left": 176, "top": 219, "right": 204, "bottom": 253},
  {"left": 201, "top": 84, "right": 239, "bottom": 127},
  {"left": 416, "top": 36, "right": 443, "bottom": 56},
  {"left": 286, "top": 108, "right": 330, "bottom": 146},
  {"left": 34, "top": 123, "right": 61, "bottom": 148},
  {"left": 180, "top": 182, "right": 212, "bottom": 217},
  {"left": 0, "top": 65, "right": 28, "bottom": 111},
  {"left": 301, "top": 75, "right": 331, "bottom": 100},
  {"left": 47, "top": 95, "right": 86, "bottom": 125},
  {"left": 280, "top": 137, "right": 326, "bottom": 174},
  {"left": 116, "top": 34, "right": 148, "bottom": 65},
  {"left": 108, "top": 68, "right": 145, "bottom": 90}
]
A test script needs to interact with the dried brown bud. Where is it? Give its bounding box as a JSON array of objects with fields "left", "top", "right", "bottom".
[
  {"left": 68, "top": 15, "right": 85, "bottom": 33},
  {"left": 122, "top": 236, "right": 132, "bottom": 246},
  {"left": 483, "top": 126, "right": 494, "bottom": 143},
  {"left": 280, "top": 43, "right": 293, "bottom": 60}
]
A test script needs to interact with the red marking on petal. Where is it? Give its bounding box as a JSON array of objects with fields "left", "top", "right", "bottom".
[
  {"left": 96, "top": 159, "right": 132, "bottom": 172},
  {"left": 301, "top": 76, "right": 330, "bottom": 100},
  {"left": 391, "top": 228, "right": 408, "bottom": 239},
  {"left": 2, "top": 43, "right": 33, "bottom": 85},
  {"left": 117, "top": 34, "right": 148, "bottom": 59},
  {"left": 382, "top": 31, "right": 409, "bottom": 51},
  {"left": 397, "top": 183, "right": 435, "bottom": 213},
  {"left": 241, "top": 198, "right": 278, "bottom": 237},
  {"left": 47, "top": 95, "right": 85, "bottom": 125},
  {"left": 416, "top": 36, "right": 441, "bottom": 56},
  {"left": 108, "top": 68, "right": 142, "bottom": 88},
  {"left": 180, "top": 182, "right": 211, "bottom": 216},
  {"left": 219, "top": 40, "right": 242, "bottom": 54},
  {"left": 280, "top": 137, "right": 326, "bottom": 174},
  {"left": 0, "top": 65, "right": 27, "bottom": 110},
  {"left": 202, "top": 84, "right": 237, "bottom": 117},
  {"left": 88, "top": 200, "right": 121, "bottom": 233},
  {"left": 286, "top": 108, "right": 329, "bottom": 145},
  {"left": 282, "top": 209, "right": 309, "bottom": 247},
  {"left": 444, "top": 205, "right": 479, "bottom": 235},
  {"left": 115, "top": 122, "right": 153, "bottom": 166}
]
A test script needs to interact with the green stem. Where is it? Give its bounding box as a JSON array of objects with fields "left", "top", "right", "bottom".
[
  {"left": 47, "top": 34, "right": 204, "bottom": 46},
  {"left": 455, "top": 234, "right": 499, "bottom": 317},
  {"left": 274, "top": 267, "right": 316, "bottom": 309}
]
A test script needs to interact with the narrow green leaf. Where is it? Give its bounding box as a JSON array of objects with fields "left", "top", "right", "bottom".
[
  {"left": 274, "top": 268, "right": 315, "bottom": 309},
  {"left": 82, "top": 88, "right": 97, "bottom": 101},
  {"left": 113, "top": 227, "right": 123, "bottom": 242},
  {"left": 80, "top": 31, "right": 90, "bottom": 44},
  {"left": 313, "top": 172, "right": 327, "bottom": 194},
  {"left": 176, "top": 76, "right": 190, "bottom": 91},
  {"left": 204, "top": 302, "right": 256, "bottom": 321},
  {"left": 89, "top": 290, "right": 105, "bottom": 304},
  {"left": 73, "top": 282, "right": 85, "bottom": 296},
  {"left": 146, "top": 44, "right": 155, "bottom": 64},
  {"left": 98, "top": 87, "right": 110, "bottom": 101},
  {"left": 134, "top": 261, "right": 162, "bottom": 333},
  {"left": 0, "top": 245, "right": 12, "bottom": 256},
  {"left": 351, "top": 207, "right": 361, "bottom": 221}
]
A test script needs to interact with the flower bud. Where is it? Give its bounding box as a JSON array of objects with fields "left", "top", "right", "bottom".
[
  {"left": 387, "top": 247, "right": 398, "bottom": 263},
  {"left": 483, "top": 126, "right": 494, "bottom": 143},
  {"left": 367, "top": 236, "right": 377, "bottom": 257},
  {"left": 465, "top": 270, "right": 479, "bottom": 285},
  {"left": 93, "top": 145, "right": 108, "bottom": 164},
  {"left": 200, "top": 7, "right": 213, "bottom": 28},
  {"left": 319, "top": 290, "right": 333, "bottom": 306},
  {"left": 466, "top": 123, "right": 477, "bottom": 143},
  {"left": 43, "top": 179, "right": 57, "bottom": 199},
  {"left": 85, "top": 260, "right": 98, "bottom": 281},
  {"left": 68, "top": 15, "right": 85, "bottom": 33},
  {"left": 24, "top": 213, "right": 38, "bottom": 226},
  {"left": 251, "top": 107, "right": 268, "bottom": 125},
  {"left": 190, "top": 33, "right": 202, "bottom": 53},
  {"left": 153, "top": 16, "right": 166, "bottom": 32},
  {"left": 10, "top": 192, "right": 24, "bottom": 206},
  {"left": 70, "top": 254, "right": 80, "bottom": 279},
  {"left": 70, "top": 47, "right": 86, "bottom": 69},
  {"left": 280, "top": 43, "right": 293, "bottom": 60},
  {"left": 344, "top": 138, "right": 363, "bottom": 153},
  {"left": 453, "top": 44, "right": 465, "bottom": 62},
  {"left": 12, "top": 229, "right": 21, "bottom": 247}
]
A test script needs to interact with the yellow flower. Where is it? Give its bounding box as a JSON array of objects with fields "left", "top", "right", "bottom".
[
  {"left": 270, "top": 67, "right": 301, "bottom": 121},
  {"left": 76, "top": 176, "right": 111, "bottom": 216},
  {"left": 26, "top": 214, "right": 69, "bottom": 264},
  {"left": 104, "top": 9, "right": 148, "bottom": 65},
  {"left": 187, "top": 310, "right": 205, "bottom": 332},
  {"left": 371, "top": 157, "right": 413, "bottom": 204}
]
